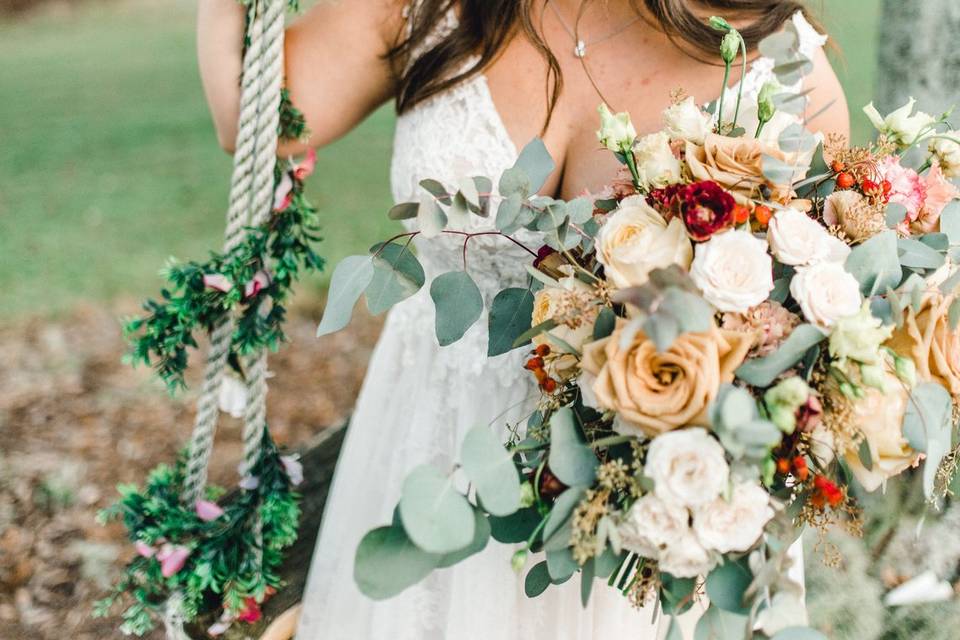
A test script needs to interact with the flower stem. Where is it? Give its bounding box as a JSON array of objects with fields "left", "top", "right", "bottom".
[
  {"left": 717, "top": 61, "right": 731, "bottom": 132},
  {"left": 732, "top": 37, "right": 747, "bottom": 130},
  {"left": 623, "top": 150, "right": 643, "bottom": 192}
]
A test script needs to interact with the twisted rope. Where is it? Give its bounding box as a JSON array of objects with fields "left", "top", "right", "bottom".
[{"left": 167, "top": 1, "right": 285, "bottom": 636}]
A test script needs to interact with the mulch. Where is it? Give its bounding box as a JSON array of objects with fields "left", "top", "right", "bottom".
[{"left": 0, "top": 298, "right": 382, "bottom": 639}]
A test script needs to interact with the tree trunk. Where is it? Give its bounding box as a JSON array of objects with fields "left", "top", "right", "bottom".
[{"left": 877, "top": 0, "right": 960, "bottom": 116}]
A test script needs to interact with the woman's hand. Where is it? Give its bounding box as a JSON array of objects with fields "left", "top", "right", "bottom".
[{"left": 197, "top": 0, "right": 405, "bottom": 156}]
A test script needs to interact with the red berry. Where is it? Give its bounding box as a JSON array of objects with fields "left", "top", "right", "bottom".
[
  {"left": 836, "top": 173, "right": 856, "bottom": 189},
  {"left": 535, "top": 344, "right": 551, "bottom": 357},
  {"left": 881, "top": 179, "right": 892, "bottom": 194},
  {"left": 793, "top": 456, "right": 809, "bottom": 481},
  {"left": 776, "top": 458, "right": 791, "bottom": 475},
  {"left": 541, "top": 377, "right": 558, "bottom": 393},
  {"left": 533, "top": 368, "right": 549, "bottom": 383},
  {"left": 861, "top": 178, "right": 880, "bottom": 193},
  {"left": 524, "top": 357, "right": 544, "bottom": 371},
  {"left": 831, "top": 160, "right": 846, "bottom": 173}
]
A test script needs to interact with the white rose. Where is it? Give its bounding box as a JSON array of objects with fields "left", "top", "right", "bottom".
[
  {"left": 617, "top": 494, "right": 690, "bottom": 558},
  {"left": 693, "top": 481, "right": 774, "bottom": 553},
  {"left": 767, "top": 207, "right": 851, "bottom": 266},
  {"left": 789, "top": 261, "right": 861, "bottom": 330},
  {"left": 864, "top": 97, "right": 936, "bottom": 148},
  {"left": 690, "top": 230, "right": 774, "bottom": 313},
  {"left": 530, "top": 275, "right": 596, "bottom": 351},
  {"left": 646, "top": 427, "right": 729, "bottom": 509},
  {"left": 930, "top": 132, "right": 960, "bottom": 179},
  {"left": 634, "top": 131, "right": 683, "bottom": 190},
  {"left": 595, "top": 195, "right": 693, "bottom": 289},
  {"left": 663, "top": 96, "right": 714, "bottom": 145},
  {"left": 659, "top": 530, "right": 718, "bottom": 578}
]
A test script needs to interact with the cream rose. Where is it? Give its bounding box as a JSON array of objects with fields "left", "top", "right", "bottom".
[
  {"left": 767, "top": 207, "right": 850, "bottom": 266},
  {"left": 645, "top": 427, "right": 730, "bottom": 508},
  {"left": 840, "top": 372, "right": 921, "bottom": 492},
  {"left": 693, "top": 481, "right": 774, "bottom": 553},
  {"left": 789, "top": 262, "right": 862, "bottom": 330},
  {"left": 595, "top": 196, "right": 693, "bottom": 289},
  {"left": 886, "top": 292, "right": 960, "bottom": 396},
  {"left": 530, "top": 275, "right": 597, "bottom": 352},
  {"left": 617, "top": 494, "right": 690, "bottom": 558},
  {"left": 685, "top": 133, "right": 795, "bottom": 205},
  {"left": 580, "top": 321, "right": 753, "bottom": 437},
  {"left": 634, "top": 131, "right": 683, "bottom": 190},
  {"left": 663, "top": 96, "right": 714, "bottom": 145},
  {"left": 659, "top": 530, "right": 718, "bottom": 578},
  {"left": 690, "top": 229, "right": 775, "bottom": 313}
]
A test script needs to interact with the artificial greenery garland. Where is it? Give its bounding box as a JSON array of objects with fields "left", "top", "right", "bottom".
[{"left": 96, "top": 66, "right": 321, "bottom": 633}]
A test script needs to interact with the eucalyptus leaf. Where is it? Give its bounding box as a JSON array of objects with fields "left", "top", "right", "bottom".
[
  {"left": 419, "top": 178, "right": 451, "bottom": 204},
  {"left": 762, "top": 155, "right": 800, "bottom": 185},
  {"left": 388, "top": 202, "right": 419, "bottom": 220},
  {"left": 514, "top": 138, "right": 555, "bottom": 194},
  {"left": 317, "top": 255, "right": 375, "bottom": 337},
  {"left": 897, "top": 237, "right": 946, "bottom": 269},
  {"left": 546, "top": 547, "right": 578, "bottom": 582},
  {"left": 885, "top": 202, "right": 908, "bottom": 229},
  {"left": 845, "top": 231, "right": 903, "bottom": 296},
  {"left": 366, "top": 242, "right": 425, "bottom": 315},
  {"left": 430, "top": 271, "right": 484, "bottom": 346},
  {"left": 488, "top": 288, "right": 535, "bottom": 357},
  {"left": 778, "top": 123, "right": 817, "bottom": 154},
  {"left": 771, "top": 628, "right": 829, "bottom": 640},
  {"left": 524, "top": 561, "right": 552, "bottom": 598},
  {"left": 499, "top": 167, "right": 531, "bottom": 198},
  {"left": 693, "top": 605, "right": 748, "bottom": 640},
  {"left": 543, "top": 487, "right": 585, "bottom": 543},
  {"left": 642, "top": 313, "right": 680, "bottom": 352},
  {"left": 460, "top": 425, "right": 522, "bottom": 517},
  {"left": 735, "top": 324, "right": 825, "bottom": 387},
  {"left": 772, "top": 57, "right": 814, "bottom": 84},
  {"left": 660, "top": 574, "right": 697, "bottom": 616},
  {"left": 399, "top": 465, "right": 476, "bottom": 554},
  {"left": 567, "top": 197, "right": 595, "bottom": 224},
  {"left": 354, "top": 525, "right": 440, "bottom": 599},
  {"left": 436, "top": 509, "right": 491, "bottom": 568},
  {"left": 496, "top": 193, "right": 524, "bottom": 233},
  {"left": 580, "top": 558, "right": 595, "bottom": 607},
  {"left": 593, "top": 307, "right": 617, "bottom": 340},
  {"left": 660, "top": 288, "right": 714, "bottom": 334},
  {"left": 705, "top": 558, "right": 752, "bottom": 614},
  {"left": 489, "top": 507, "right": 542, "bottom": 544},
  {"left": 901, "top": 381, "right": 953, "bottom": 497},
  {"left": 417, "top": 194, "right": 447, "bottom": 238},
  {"left": 549, "top": 409, "right": 599, "bottom": 486},
  {"left": 939, "top": 201, "right": 960, "bottom": 244},
  {"left": 663, "top": 618, "right": 683, "bottom": 640}
]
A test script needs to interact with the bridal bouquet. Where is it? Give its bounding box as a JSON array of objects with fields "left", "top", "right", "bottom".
[{"left": 319, "top": 18, "right": 960, "bottom": 639}]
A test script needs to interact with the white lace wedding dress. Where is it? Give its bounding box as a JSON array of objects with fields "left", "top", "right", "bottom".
[{"left": 297, "top": 9, "right": 826, "bottom": 640}]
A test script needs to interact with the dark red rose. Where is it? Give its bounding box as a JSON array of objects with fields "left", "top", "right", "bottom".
[
  {"left": 533, "top": 245, "right": 557, "bottom": 269},
  {"left": 538, "top": 467, "right": 567, "bottom": 500},
  {"left": 646, "top": 183, "right": 686, "bottom": 221},
  {"left": 679, "top": 181, "right": 736, "bottom": 241}
]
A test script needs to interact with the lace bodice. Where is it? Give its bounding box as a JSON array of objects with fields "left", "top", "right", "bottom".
[{"left": 386, "top": 7, "right": 827, "bottom": 373}]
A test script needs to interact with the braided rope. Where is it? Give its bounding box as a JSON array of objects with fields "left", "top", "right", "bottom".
[{"left": 166, "top": 2, "right": 285, "bottom": 636}]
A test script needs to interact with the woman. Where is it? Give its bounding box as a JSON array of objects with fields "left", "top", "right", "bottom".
[{"left": 198, "top": 1, "right": 849, "bottom": 638}]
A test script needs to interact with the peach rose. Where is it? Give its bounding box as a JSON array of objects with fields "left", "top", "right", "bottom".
[
  {"left": 840, "top": 372, "right": 921, "bottom": 492},
  {"left": 580, "top": 320, "right": 754, "bottom": 437},
  {"left": 886, "top": 293, "right": 960, "bottom": 396},
  {"left": 685, "top": 134, "right": 795, "bottom": 205}
]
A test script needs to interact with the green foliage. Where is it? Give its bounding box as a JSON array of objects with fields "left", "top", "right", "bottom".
[
  {"left": 548, "top": 409, "right": 598, "bottom": 487},
  {"left": 94, "top": 431, "right": 301, "bottom": 635},
  {"left": 735, "top": 324, "right": 825, "bottom": 387},
  {"left": 429, "top": 271, "right": 484, "bottom": 346},
  {"left": 901, "top": 381, "right": 953, "bottom": 497},
  {"left": 460, "top": 425, "right": 522, "bottom": 517},
  {"left": 398, "top": 464, "right": 476, "bottom": 554},
  {"left": 487, "top": 287, "right": 535, "bottom": 357},
  {"left": 125, "top": 162, "right": 324, "bottom": 391}
]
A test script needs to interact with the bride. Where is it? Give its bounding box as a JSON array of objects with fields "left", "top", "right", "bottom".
[{"left": 197, "top": 0, "right": 849, "bottom": 637}]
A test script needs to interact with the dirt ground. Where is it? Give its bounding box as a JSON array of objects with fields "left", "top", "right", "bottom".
[{"left": 0, "top": 298, "right": 383, "bottom": 640}]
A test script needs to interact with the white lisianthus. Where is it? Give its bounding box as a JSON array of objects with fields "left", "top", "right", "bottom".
[
  {"left": 828, "top": 302, "right": 894, "bottom": 366},
  {"left": 929, "top": 132, "right": 960, "bottom": 179},
  {"left": 617, "top": 493, "right": 690, "bottom": 558},
  {"left": 693, "top": 481, "right": 774, "bottom": 554},
  {"left": 530, "top": 274, "right": 596, "bottom": 351},
  {"left": 595, "top": 195, "right": 693, "bottom": 289},
  {"left": 663, "top": 96, "right": 714, "bottom": 145},
  {"left": 864, "top": 97, "right": 936, "bottom": 148},
  {"left": 658, "top": 530, "right": 718, "bottom": 578},
  {"left": 767, "top": 207, "right": 851, "bottom": 266},
  {"left": 789, "top": 261, "right": 862, "bottom": 330},
  {"left": 218, "top": 375, "right": 248, "bottom": 418},
  {"left": 690, "top": 230, "right": 774, "bottom": 313},
  {"left": 634, "top": 131, "right": 683, "bottom": 190},
  {"left": 646, "top": 427, "right": 729, "bottom": 509},
  {"left": 597, "top": 103, "right": 637, "bottom": 153}
]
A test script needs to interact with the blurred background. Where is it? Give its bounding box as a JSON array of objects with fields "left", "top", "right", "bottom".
[{"left": 1, "top": 0, "right": 958, "bottom": 638}]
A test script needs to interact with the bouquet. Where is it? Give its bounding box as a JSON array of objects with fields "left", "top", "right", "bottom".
[{"left": 318, "top": 17, "right": 960, "bottom": 639}]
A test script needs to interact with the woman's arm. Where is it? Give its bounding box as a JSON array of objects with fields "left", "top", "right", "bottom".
[{"left": 197, "top": 0, "right": 404, "bottom": 156}]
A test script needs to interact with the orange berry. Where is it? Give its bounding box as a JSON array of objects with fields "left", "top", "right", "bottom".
[
  {"left": 793, "top": 456, "right": 809, "bottom": 482},
  {"left": 524, "top": 356, "right": 544, "bottom": 371},
  {"left": 836, "top": 172, "right": 856, "bottom": 189},
  {"left": 754, "top": 205, "right": 773, "bottom": 226},
  {"left": 533, "top": 368, "right": 549, "bottom": 383},
  {"left": 541, "top": 377, "right": 558, "bottom": 393},
  {"left": 831, "top": 160, "right": 846, "bottom": 173},
  {"left": 535, "top": 344, "right": 551, "bottom": 357},
  {"left": 732, "top": 204, "right": 751, "bottom": 225},
  {"left": 776, "top": 458, "right": 791, "bottom": 475}
]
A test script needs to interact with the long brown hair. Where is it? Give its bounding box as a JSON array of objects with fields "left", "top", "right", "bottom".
[{"left": 389, "top": 0, "right": 821, "bottom": 126}]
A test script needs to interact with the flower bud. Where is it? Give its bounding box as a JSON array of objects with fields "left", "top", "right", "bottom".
[
  {"left": 893, "top": 355, "right": 917, "bottom": 388},
  {"left": 518, "top": 481, "right": 535, "bottom": 508},
  {"left": 859, "top": 363, "right": 887, "bottom": 391},
  {"left": 708, "top": 16, "right": 733, "bottom": 32},
  {"left": 757, "top": 81, "right": 779, "bottom": 126},
  {"left": 511, "top": 549, "right": 528, "bottom": 573},
  {"left": 720, "top": 30, "right": 741, "bottom": 64},
  {"left": 597, "top": 103, "right": 637, "bottom": 154}
]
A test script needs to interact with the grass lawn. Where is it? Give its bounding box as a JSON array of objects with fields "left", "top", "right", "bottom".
[{"left": 0, "top": 0, "right": 878, "bottom": 319}]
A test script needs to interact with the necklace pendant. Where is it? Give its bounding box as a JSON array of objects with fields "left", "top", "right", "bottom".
[{"left": 574, "top": 40, "right": 587, "bottom": 58}]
